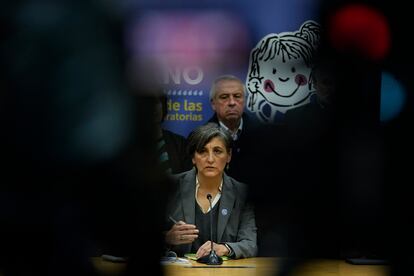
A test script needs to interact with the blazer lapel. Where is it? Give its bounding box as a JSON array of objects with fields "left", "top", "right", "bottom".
[
  {"left": 217, "top": 174, "right": 235, "bottom": 242},
  {"left": 181, "top": 168, "right": 196, "bottom": 225}
]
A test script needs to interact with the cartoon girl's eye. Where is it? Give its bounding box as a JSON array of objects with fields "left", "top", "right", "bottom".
[
  {"left": 291, "top": 67, "right": 296, "bottom": 73},
  {"left": 272, "top": 68, "right": 277, "bottom": 74}
]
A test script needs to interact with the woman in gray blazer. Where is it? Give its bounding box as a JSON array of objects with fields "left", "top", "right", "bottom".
[{"left": 164, "top": 123, "right": 257, "bottom": 259}]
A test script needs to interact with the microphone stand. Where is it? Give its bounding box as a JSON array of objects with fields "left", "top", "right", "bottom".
[{"left": 197, "top": 194, "right": 223, "bottom": 265}]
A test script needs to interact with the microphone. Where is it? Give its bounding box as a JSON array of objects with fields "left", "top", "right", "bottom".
[{"left": 197, "top": 193, "right": 223, "bottom": 265}]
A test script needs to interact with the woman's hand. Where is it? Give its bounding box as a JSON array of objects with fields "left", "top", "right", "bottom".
[
  {"left": 195, "top": 241, "right": 229, "bottom": 258},
  {"left": 165, "top": 221, "right": 199, "bottom": 245}
]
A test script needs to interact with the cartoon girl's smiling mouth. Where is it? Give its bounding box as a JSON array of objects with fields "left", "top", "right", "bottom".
[{"left": 264, "top": 78, "right": 305, "bottom": 98}]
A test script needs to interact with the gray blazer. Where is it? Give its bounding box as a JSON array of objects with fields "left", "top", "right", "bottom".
[{"left": 166, "top": 168, "right": 258, "bottom": 259}]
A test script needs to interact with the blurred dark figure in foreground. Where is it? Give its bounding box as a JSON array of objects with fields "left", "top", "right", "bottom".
[
  {"left": 380, "top": 2, "right": 414, "bottom": 275},
  {"left": 245, "top": 54, "right": 341, "bottom": 261},
  {"left": 1, "top": 1, "right": 167, "bottom": 275},
  {"left": 243, "top": 41, "right": 386, "bottom": 274}
]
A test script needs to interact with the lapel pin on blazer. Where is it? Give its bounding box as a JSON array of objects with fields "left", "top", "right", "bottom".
[{"left": 221, "top": 208, "right": 228, "bottom": 216}]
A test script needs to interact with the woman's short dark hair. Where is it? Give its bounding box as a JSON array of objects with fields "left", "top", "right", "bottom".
[{"left": 187, "top": 123, "right": 232, "bottom": 157}]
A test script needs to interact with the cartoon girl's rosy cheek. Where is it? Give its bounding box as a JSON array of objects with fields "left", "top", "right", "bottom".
[
  {"left": 264, "top": 79, "right": 275, "bottom": 93},
  {"left": 295, "top": 74, "right": 308, "bottom": 86}
]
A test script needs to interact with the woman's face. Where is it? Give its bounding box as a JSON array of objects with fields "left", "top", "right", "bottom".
[{"left": 192, "top": 137, "right": 231, "bottom": 179}]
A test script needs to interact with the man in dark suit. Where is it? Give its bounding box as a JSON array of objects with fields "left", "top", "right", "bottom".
[
  {"left": 207, "top": 75, "right": 258, "bottom": 183},
  {"left": 155, "top": 93, "right": 192, "bottom": 174}
]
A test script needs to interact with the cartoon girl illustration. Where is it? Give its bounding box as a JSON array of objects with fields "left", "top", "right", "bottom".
[{"left": 246, "top": 20, "right": 320, "bottom": 123}]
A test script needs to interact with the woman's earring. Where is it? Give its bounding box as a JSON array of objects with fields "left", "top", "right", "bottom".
[{"left": 226, "top": 163, "right": 229, "bottom": 170}]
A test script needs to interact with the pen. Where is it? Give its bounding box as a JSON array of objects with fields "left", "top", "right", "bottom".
[{"left": 169, "top": 216, "right": 178, "bottom": 224}]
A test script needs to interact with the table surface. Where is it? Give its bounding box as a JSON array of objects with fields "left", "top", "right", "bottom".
[{"left": 92, "top": 257, "right": 390, "bottom": 276}]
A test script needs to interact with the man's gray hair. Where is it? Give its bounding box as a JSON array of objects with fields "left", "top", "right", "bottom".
[{"left": 209, "top": 75, "right": 245, "bottom": 101}]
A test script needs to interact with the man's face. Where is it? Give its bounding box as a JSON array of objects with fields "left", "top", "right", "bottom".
[{"left": 211, "top": 80, "right": 245, "bottom": 125}]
